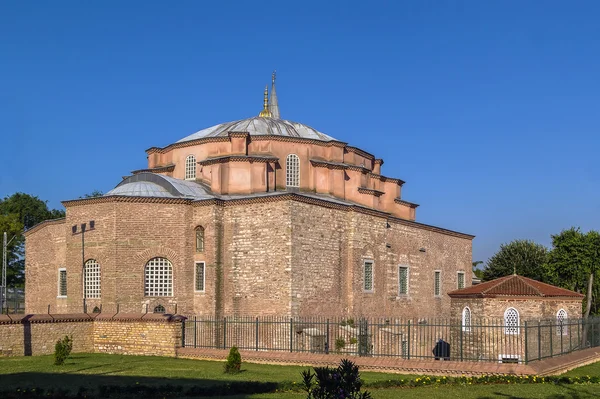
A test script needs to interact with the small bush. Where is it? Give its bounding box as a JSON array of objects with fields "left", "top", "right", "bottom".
[
  {"left": 335, "top": 338, "right": 346, "bottom": 352},
  {"left": 349, "top": 337, "right": 358, "bottom": 345},
  {"left": 302, "top": 358, "right": 371, "bottom": 399},
  {"left": 54, "top": 335, "right": 73, "bottom": 366},
  {"left": 223, "top": 346, "right": 242, "bottom": 373}
]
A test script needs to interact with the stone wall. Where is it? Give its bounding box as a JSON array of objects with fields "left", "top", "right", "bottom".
[{"left": 0, "top": 313, "right": 183, "bottom": 357}]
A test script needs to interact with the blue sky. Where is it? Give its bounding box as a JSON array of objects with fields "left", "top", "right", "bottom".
[{"left": 1, "top": 1, "right": 599, "bottom": 264}]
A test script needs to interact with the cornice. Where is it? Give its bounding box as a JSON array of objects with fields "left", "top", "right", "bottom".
[
  {"left": 23, "top": 217, "right": 66, "bottom": 237},
  {"left": 345, "top": 146, "right": 375, "bottom": 160},
  {"left": 394, "top": 198, "right": 420, "bottom": 208},
  {"left": 198, "top": 155, "right": 279, "bottom": 166},
  {"left": 131, "top": 164, "right": 175, "bottom": 175},
  {"left": 310, "top": 159, "right": 371, "bottom": 173},
  {"left": 146, "top": 137, "right": 231, "bottom": 154},
  {"left": 62, "top": 196, "right": 192, "bottom": 208},
  {"left": 358, "top": 187, "right": 385, "bottom": 197},
  {"left": 228, "top": 131, "right": 250, "bottom": 139},
  {"left": 368, "top": 173, "right": 405, "bottom": 186}
]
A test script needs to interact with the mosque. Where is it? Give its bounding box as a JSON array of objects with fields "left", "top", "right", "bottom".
[{"left": 24, "top": 73, "right": 474, "bottom": 318}]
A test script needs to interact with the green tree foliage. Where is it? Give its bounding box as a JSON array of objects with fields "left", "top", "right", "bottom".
[
  {"left": 302, "top": 358, "right": 372, "bottom": 399},
  {"left": 482, "top": 240, "right": 549, "bottom": 282},
  {"left": 54, "top": 335, "right": 73, "bottom": 365},
  {"left": 79, "top": 190, "right": 104, "bottom": 199},
  {"left": 472, "top": 260, "right": 484, "bottom": 280},
  {"left": 223, "top": 346, "right": 242, "bottom": 373},
  {"left": 0, "top": 193, "right": 65, "bottom": 287},
  {"left": 545, "top": 228, "right": 600, "bottom": 317}
]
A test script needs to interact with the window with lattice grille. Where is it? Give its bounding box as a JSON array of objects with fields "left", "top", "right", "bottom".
[
  {"left": 144, "top": 257, "right": 173, "bottom": 297},
  {"left": 557, "top": 309, "right": 568, "bottom": 335},
  {"left": 84, "top": 259, "right": 101, "bottom": 299},
  {"left": 58, "top": 268, "right": 67, "bottom": 297},
  {"left": 504, "top": 308, "right": 520, "bottom": 335},
  {"left": 154, "top": 304, "right": 165, "bottom": 313},
  {"left": 434, "top": 271, "right": 441, "bottom": 296},
  {"left": 363, "top": 260, "right": 373, "bottom": 292},
  {"left": 462, "top": 307, "right": 471, "bottom": 332},
  {"left": 195, "top": 262, "right": 205, "bottom": 292},
  {"left": 457, "top": 272, "right": 465, "bottom": 289},
  {"left": 185, "top": 155, "right": 196, "bottom": 180},
  {"left": 398, "top": 266, "right": 408, "bottom": 295},
  {"left": 286, "top": 154, "right": 300, "bottom": 187},
  {"left": 195, "top": 226, "right": 204, "bottom": 252}
]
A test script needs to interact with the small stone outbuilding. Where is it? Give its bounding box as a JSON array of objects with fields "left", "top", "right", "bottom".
[{"left": 447, "top": 274, "right": 584, "bottom": 363}]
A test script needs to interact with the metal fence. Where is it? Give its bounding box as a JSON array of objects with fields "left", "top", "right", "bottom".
[
  {"left": 181, "top": 315, "right": 600, "bottom": 364},
  {"left": 1, "top": 288, "right": 24, "bottom": 314}
]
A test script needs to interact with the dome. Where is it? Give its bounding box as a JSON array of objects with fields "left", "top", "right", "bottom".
[
  {"left": 105, "top": 172, "right": 214, "bottom": 199},
  {"left": 177, "top": 117, "right": 337, "bottom": 143}
]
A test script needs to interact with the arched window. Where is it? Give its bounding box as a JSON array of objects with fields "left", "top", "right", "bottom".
[
  {"left": 286, "top": 154, "right": 300, "bottom": 187},
  {"left": 557, "top": 309, "right": 568, "bottom": 336},
  {"left": 153, "top": 304, "right": 165, "bottom": 314},
  {"left": 462, "top": 306, "right": 471, "bottom": 332},
  {"left": 195, "top": 226, "right": 205, "bottom": 253},
  {"left": 84, "top": 259, "right": 101, "bottom": 299},
  {"left": 145, "top": 257, "right": 173, "bottom": 297},
  {"left": 504, "top": 307, "right": 520, "bottom": 335},
  {"left": 185, "top": 155, "right": 196, "bottom": 180}
]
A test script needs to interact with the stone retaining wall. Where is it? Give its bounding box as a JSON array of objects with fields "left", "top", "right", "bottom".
[{"left": 0, "top": 313, "right": 184, "bottom": 357}]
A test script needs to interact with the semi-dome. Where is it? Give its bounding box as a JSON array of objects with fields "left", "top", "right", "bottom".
[
  {"left": 105, "top": 172, "right": 214, "bottom": 199},
  {"left": 177, "top": 117, "right": 337, "bottom": 143}
]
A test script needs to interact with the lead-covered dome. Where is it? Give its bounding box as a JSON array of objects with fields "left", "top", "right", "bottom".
[{"left": 177, "top": 117, "right": 337, "bottom": 143}]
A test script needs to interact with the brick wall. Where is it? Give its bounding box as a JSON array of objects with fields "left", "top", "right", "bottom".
[
  {"left": 0, "top": 313, "right": 183, "bottom": 358},
  {"left": 26, "top": 197, "right": 473, "bottom": 319}
]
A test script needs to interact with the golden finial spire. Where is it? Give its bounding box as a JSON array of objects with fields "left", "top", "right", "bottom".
[
  {"left": 259, "top": 84, "right": 272, "bottom": 117},
  {"left": 272, "top": 70, "right": 276, "bottom": 83}
]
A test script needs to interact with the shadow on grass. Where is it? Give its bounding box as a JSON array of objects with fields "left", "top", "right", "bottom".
[{"left": 0, "top": 372, "right": 282, "bottom": 398}]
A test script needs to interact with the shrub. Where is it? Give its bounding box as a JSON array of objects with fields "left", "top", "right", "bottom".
[
  {"left": 349, "top": 337, "right": 358, "bottom": 345},
  {"left": 223, "top": 346, "right": 242, "bottom": 373},
  {"left": 335, "top": 337, "right": 346, "bottom": 352},
  {"left": 54, "top": 335, "right": 73, "bottom": 366},
  {"left": 302, "top": 358, "right": 372, "bottom": 399}
]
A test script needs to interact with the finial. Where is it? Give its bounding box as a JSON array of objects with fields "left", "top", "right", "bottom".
[
  {"left": 513, "top": 265, "right": 517, "bottom": 275},
  {"left": 272, "top": 70, "right": 276, "bottom": 83},
  {"left": 258, "top": 85, "right": 272, "bottom": 117}
]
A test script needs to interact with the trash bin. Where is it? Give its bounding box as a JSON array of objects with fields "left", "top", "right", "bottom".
[{"left": 432, "top": 339, "right": 450, "bottom": 360}]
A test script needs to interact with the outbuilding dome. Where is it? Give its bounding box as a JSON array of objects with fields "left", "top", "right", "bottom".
[{"left": 177, "top": 116, "right": 337, "bottom": 143}]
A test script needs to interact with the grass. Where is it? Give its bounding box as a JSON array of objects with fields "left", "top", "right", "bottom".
[{"left": 0, "top": 353, "right": 599, "bottom": 398}]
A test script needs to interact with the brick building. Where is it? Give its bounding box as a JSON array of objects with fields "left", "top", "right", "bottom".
[
  {"left": 448, "top": 274, "right": 583, "bottom": 362},
  {"left": 25, "top": 74, "right": 474, "bottom": 317}
]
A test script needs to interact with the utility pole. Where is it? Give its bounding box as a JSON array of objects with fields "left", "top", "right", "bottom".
[{"left": 2, "top": 232, "right": 16, "bottom": 314}]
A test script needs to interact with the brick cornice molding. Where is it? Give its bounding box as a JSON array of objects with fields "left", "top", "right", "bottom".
[
  {"left": 369, "top": 173, "right": 405, "bottom": 186},
  {"left": 227, "top": 131, "right": 250, "bottom": 139},
  {"left": 394, "top": 198, "right": 420, "bottom": 208},
  {"left": 310, "top": 159, "right": 370, "bottom": 173},
  {"left": 131, "top": 164, "right": 175, "bottom": 175},
  {"left": 62, "top": 196, "right": 192, "bottom": 207},
  {"left": 345, "top": 145, "right": 375, "bottom": 161},
  {"left": 357, "top": 187, "right": 385, "bottom": 197},
  {"left": 23, "top": 217, "right": 66, "bottom": 237},
  {"left": 198, "top": 155, "right": 279, "bottom": 166}
]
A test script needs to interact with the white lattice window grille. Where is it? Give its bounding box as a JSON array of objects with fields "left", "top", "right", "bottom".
[
  {"left": 363, "top": 260, "right": 373, "bottom": 292},
  {"left": 557, "top": 309, "right": 568, "bottom": 336},
  {"left": 434, "top": 271, "right": 441, "bottom": 296},
  {"left": 58, "top": 268, "right": 67, "bottom": 297},
  {"left": 286, "top": 154, "right": 300, "bottom": 187},
  {"left": 185, "top": 155, "right": 196, "bottom": 180},
  {"left": 398, "top": 266, "right": 408, "bottom": 295},
  {"left": 457, "top": 272, "right": 465, "bottom": 289},
  {"left": 195, "top": 226, "right": 205, "bottom": 252},
  {"left": 462, "top": 307, "right": 471, "bottom": 332},
  {"left": 84, "top": 259, "right": 101, "bottom": 299},
  {"left": 195, "top": 262, "right": 205, "bottom": 292},
  {"left": 504, "top": 308, "right": 520, "bottom": 335},
  {"left": 144, "top": 257, "right": 173, "bottom": 297}
]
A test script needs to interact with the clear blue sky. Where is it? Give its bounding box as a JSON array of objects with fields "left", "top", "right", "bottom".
[{"left": 1, "top": 1, "right": 599, "bottom": 264}]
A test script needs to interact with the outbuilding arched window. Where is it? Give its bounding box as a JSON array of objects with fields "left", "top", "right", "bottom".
[
  {"left": 557, "top": 309, "right": 568, "bottom": 335},
  {"left": 84, "top": 259, "right": 101, "bottom": 299},
  {"left": 286, "top": 154, "right": 300, "bottom": 187},
  {"left": 195, "top": 226, "right": 205, "bottom": 252},
  {"left": 462, "top": 306, "right": 471, "bottom": 332},
  {"left": 153, "top": 304, "right": 165, "bottom": 314},
  {"left": 185, "top": 155, "right": 196, "bottom": 180},
  {"left": 144, "top": 257, "right": 173, "bottom": 297},
  {"left": 504, "top": 307, "right": 520, "bottom": 335}
]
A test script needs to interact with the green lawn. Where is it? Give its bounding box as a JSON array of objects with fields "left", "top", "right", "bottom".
[{"left": 0, "top": 353, "right": 599, "bottom": 398}]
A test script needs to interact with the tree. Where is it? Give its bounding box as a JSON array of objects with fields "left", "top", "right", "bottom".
[
  {"left": 0, "top": 193, "right": 65, "bottom": 288},
  {"left": 545, "top": 228, "right": 600, "bottom": 318},
  {"left": 79, "top": 190, "right": 103, "bottom": 199},
  {"left": 472, "top": 260, "right": 484, "bottom": 280},
  {"left": 482, "top": 240, "right": 549, "bottom": 282}
]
